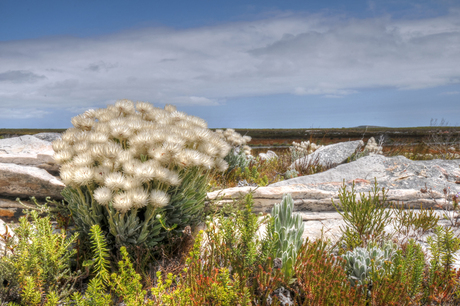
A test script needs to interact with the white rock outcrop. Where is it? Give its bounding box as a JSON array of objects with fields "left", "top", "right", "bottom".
[
  {"left": 0, "top": 135, "right": 58, "bottom": 172},
  {"left": 290, "top": 140, "right": 364, "bottom": 170}
]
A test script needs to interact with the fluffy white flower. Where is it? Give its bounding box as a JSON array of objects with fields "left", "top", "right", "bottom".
[
  {"left": 73, "top": 152, "right": 94, "bottom": 167},
  {"left": 73, "top": 141, "right": 90, "bottom": 154},
  {"left": 123, "top": 175, "right": 142, "bottom": 190},
  {"left": 134, "top": 163, "right": 156, "bottom": 183},
  {"left": 214, "top": 159, "right": 229, "bottom": 172},
  {"left": 111, "top": 126, "right": 133, "bottom": 140},
  {"left": 114, "top": 99, "right": 135, "bottom": 115},
  {"left": 136, "top": 101, "right": 155, "bottom": 114},
  {"left": 61, "top": 128, "right": 79, "bottom": 145},
  {"left": 52, "top": 139, "right": 68, "bottom": 152},
  {"left": 59, "top": 165, "right": 75, "bottom": 186},
  {"left": 113, "top": 192, "right": 133, "bottom": 213},
  {"left": 73, "top": 167, "right": 94, "bottom": 186},
  {"left": 94, "top": 187, "right": 113, "bottom": 206},
  {"left": 53, "top": 150, "right": 74, "bottom": 164},
  {"left": 164, "top": 104, "right": 177, "bottom": 113},
  {"left": 93, "top": 166, "right": 112, "bottom": 184},
  {"left": 150, "top": 190, "right": 170, "bottom": 208},
  {"left": 88, "top": 132, "right": 109, "bottom": 144},
  {"left": 104, "top": 142, "right": 122, "bottom": 159},
  {"left": 127, "top": 188, "right": 149, "bottom": 208},
  {"left": 104, "top": 172, "right": 126, "bottom": 190}
]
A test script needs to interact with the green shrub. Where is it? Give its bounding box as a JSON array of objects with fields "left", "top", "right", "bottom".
[
  {"left": 332, "top": 179, "right": 393, "bottom": 251},
  {"left": 53, "top": 101, "right": 231, "bottom": 256},
  {"left": 0, "top": 210, "right": 81, "bottom": 305}
]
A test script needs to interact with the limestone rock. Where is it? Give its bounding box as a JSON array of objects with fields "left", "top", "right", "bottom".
[
  {"left": 208, "top": 155, "right": 460, "bottom": 212},
  {"left": 0, "top": 163, "right": 64, "bottom": 199},
  {"left": 33, "top": 132, "right": 62, "bottom": 142},
  {"left": 259, "top": 150, "right": 278, "bottom": 161},
  {"left": 290, "top": 140, "right": 364, "bottom": 170},
  {"left": 0, "top": 135, "right": 58, "bottom": 172}
]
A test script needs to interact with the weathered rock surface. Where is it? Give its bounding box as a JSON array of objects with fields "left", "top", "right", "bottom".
[
  {"left": 0, "top": 163, "right": 64, "bottom": 199},
  {"left": 208, "top": 155, "right": 460, "bottom": 212},
  {"left": 0, "top": 135, "right": 58, "bottom": 172},
  {"left": 291, "top": 140, "right": 364, "bottom": 169},
  {"left": 33, "top": 132, "right": 62, "bottom": 142}
]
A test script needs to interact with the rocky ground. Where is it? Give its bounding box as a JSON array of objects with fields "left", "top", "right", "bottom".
[{"left": 1, "top": 133, "right": 460, "bottom": 265}]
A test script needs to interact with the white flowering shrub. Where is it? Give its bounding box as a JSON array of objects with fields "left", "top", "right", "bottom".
[
  {"left": 289, "top": 140, "right": 322, "bottom": 160},
  {"left": 215, "top": 128, "right": 252, "bottom": 172},
  {"left": 53, "top": 100, "right": 231, "bottom": 250}
]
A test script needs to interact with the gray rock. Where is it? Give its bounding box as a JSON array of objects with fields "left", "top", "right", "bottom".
[
  {"left": 259, "top": 150, "right": 278, "bottom": 161},
  {"left": 33, "top": 132, "right": 62, "bottom": 142},
  {"left": 208, "top": 155, "right": 460, "bottom": 212},
  {"left": 0, "top": 163, "right": 64, "bottom": 199},
  {"left": 290, "top": 140, "right": 364, "bottom": 170},
  {"left": 273, "top": 155, "right": 460, "bottom": 200},
  {"left": 0, "top": 135, "right": 58, "bottom": 173}
]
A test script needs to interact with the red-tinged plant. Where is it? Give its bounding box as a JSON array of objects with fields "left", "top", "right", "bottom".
[
  {"left": 423, "top": 268, "right": 460, "bottom": 305},
  {"left": 292, "top": 239, "right": 366, "bottom": 305}
]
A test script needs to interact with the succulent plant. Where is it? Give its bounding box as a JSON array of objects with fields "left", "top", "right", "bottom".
[
  {"left": 53, "top": 100, "right": 231, "bottom": 251},
  {"left": 270, "top": 193, "right": 304, "bottom": 279},
  {"left": 342, "top": 243, "right": 396, "bottom": 287}
]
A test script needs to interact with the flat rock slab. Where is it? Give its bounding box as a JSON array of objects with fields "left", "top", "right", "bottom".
[
  {"left": 291, "top": 140, "right": 363, "bottom": 169},
  {"left": 0, "top": 163, "right": 64, "bottom": 199},
  {"left": 0, "top": 135, "right": 58, "bottom": 172},
  {"left": 32, "top": 132, "right": 62, "bottom": 142},
  {"left": 208, "top": 156, "right": 460, "bottom": 212}
]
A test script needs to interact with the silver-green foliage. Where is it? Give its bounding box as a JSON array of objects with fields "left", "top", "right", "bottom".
[
  {"left": 342, "top": 243, "right": 396, "bottom": 287},
  {"left": 224, "top": 148, "right": 250, "bottom": 172},
  {"left": 270, "top": 193, "right": 304, "bottom": 279},
  {"left": 284, "top": 169, "right": 299, "bottom": 179}
]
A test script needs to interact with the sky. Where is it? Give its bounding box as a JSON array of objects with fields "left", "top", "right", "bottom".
[{"left": 0, "top": 0, "right": 459, "bottom": 129}]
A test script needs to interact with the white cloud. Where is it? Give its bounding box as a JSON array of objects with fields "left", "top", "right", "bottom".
[
  {"left": 440, "top": 91, "right": 460, "bottom": 95},
  {"left": 0, "top": 11, "right": 459, "bottom": 117},
  {"left": 0, "top": 108, "right": 50, "bottom": 119}
]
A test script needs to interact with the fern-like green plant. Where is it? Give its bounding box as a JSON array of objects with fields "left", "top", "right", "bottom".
[
  {"left": 428, "top": 226, "right": 460, "bottom": 280},
  {"left": 84, "top": 224, "right": 111, "bottom": 285}
]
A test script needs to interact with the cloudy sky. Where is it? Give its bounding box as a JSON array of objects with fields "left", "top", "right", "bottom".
[{"left": 1, "top": 0, "right": 459, "bottom": 128}]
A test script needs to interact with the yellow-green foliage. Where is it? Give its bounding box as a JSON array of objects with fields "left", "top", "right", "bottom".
[{"left": 1, "top": 210, "right": 80, "bottom": 305}]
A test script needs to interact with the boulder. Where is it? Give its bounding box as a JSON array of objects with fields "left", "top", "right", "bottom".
[
  {"left": 259, "top": 150, "right": 278, "bottom": 161},
  {"left": 290, "top": 140, "right": 363, "bottom": 170},
  {"left": 0, "top": 163, "right": 64, "bottom": 199},
  {"left": 0, "top": 135, "right": 58, "bottom": 173},
  {"left": 208, "top": 155, "right": 460, "bottom": 212},
  {"left": 33, "top": 132, "right": 62, "bottom": 142}
]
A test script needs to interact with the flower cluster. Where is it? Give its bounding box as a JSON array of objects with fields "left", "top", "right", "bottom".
[
  {"left": 290, "top": 140, "right": 322, "bottom": 160},
  {"left": 215, "top": 128, "right": 252, "bottom": 156},
  {"left": 53, "top": 100, "right": 231, "bottom": 213}
]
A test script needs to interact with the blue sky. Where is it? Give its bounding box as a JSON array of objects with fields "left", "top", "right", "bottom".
[{"left": 0, "top": 0, "right": 459, "bottom": 128}]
